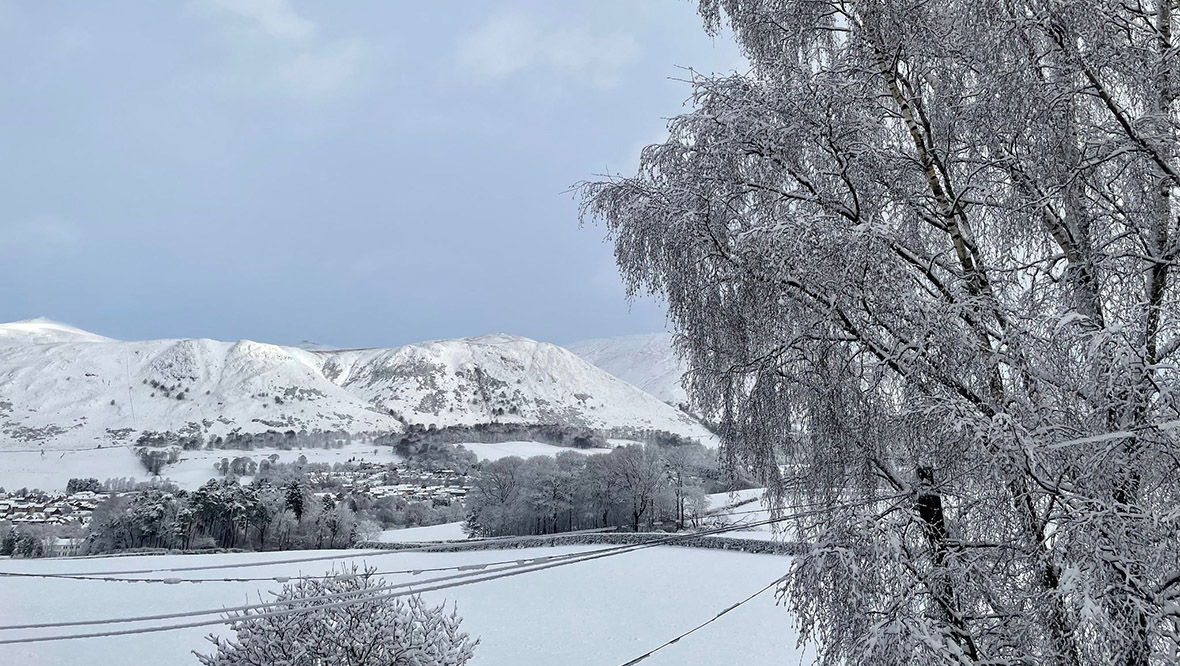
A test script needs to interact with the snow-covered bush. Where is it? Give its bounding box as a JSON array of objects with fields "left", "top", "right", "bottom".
[{"left": 196, "top": 568, "right": 478, "bottom": 666}]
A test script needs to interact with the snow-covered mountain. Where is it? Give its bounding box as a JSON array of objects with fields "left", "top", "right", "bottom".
[
  {"left": 566, "top": 333, "right": 689, "bottom": 406},
  {"left": 0, "top": 319, "right": 713, "bottom": 450}
]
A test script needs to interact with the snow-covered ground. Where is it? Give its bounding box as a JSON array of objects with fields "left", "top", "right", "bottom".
[
  {"left": 567, "top": 332, "right": 689, "bottom": 405},
  {"left": 376, "top": 521, "right": 468, "bottom": 542},
  {"left": 0, "top": 443, "right": 401, "bottom": 492},
  {"left": 701, "top": 489, "right": 791, "bottom": 542},
  {"left": 455, "top": 440, "right": 612, "bottom": 462},
  {"left": 0, "top": 447, "right": 143, "bottom": 493},
  {"left": 0, "top": 546, "right": 809, "bottom": 665}
]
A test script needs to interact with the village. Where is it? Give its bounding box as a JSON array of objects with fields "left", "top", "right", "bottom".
[{"left": 0, "top": 460, "right": 474, "bottom": 558}]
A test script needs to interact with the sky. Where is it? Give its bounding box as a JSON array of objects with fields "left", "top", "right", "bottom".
[{"left": 0, "top": 1, "right": 743, "bottom": 348}]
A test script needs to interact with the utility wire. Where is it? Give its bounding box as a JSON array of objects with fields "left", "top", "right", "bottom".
[
  {"left": 617, "top": 575, "right": 786, "bottom": 666},
  {"left": 0, "top": 495, "right": 900, "bottom": 585},
  {"left": 1, "top": 528, "right": 612, "bottom": 578},
  {"left": 0, "top": 516, "right": 795, "bottom": 635},
  {"left": 0, "top": 549, "right": 607, "bottom": 585},
  {"left": 0, "top": 516, "right": 804, "bottom": 645}
]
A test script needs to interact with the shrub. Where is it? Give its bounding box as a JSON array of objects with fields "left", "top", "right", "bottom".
[{"left": 196, "top": 568, "right": 478, "bottom": 666}]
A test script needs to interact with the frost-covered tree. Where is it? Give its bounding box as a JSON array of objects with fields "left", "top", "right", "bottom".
[
  {"left": 196, "top": 568, "right": 478, "bottom": 666},
  {"left": 582, "top": 1, "right": 1180, "bottom": 664}
]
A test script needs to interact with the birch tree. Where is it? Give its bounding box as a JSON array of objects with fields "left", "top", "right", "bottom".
[{"left": 581, "top": 1, "right": 1180, "bottom": 664}]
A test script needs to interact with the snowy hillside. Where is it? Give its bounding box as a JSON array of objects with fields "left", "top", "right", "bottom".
[
  {"left": 0, "top": 319, "right": 712, "bottom": 450},
  {"left": 566, "top": 333, "right": 689, "bottom": 406}
]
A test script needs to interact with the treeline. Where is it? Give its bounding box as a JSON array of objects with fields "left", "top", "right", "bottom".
[
  {"left": 464, "top": 443, "right": 726, "bottom": 536},
  {"left": 85, "top": 476, "right": 461, "bottom": 555},
  {"left": 134, "top": 427, "right": 370, "bottom": 452},
  {"left": 86, "top": 480, "right": 373, "bottom": 552},
  {"left": 381, "top": 422, "right": 702, "bottom": 451}
]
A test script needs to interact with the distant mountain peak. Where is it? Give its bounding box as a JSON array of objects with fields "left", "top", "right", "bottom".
[
  {"left": 0, "top": 318, "right": 113, "bottom": 344},
  {"left": 566, "top": 332, "right": 689, "bottom": 406}
]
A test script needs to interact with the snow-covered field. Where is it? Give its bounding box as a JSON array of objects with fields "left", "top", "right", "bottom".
[
  {"left": 455, "top": 440, "right": 612, "bottom": 462},
  {"left": 0, "top": 546, "right": 808, "bottom": 665},
  {"left": 702, "top": 489, "right": 791, "bottom": 542},
  {"left": 376, "top": 521, "right": 468, "bottom": 542},
  {"left": 0, "top": 447, "right": 143, "bottom": 493},
  {"left": 0, "top": 443, "right": 402, "bottom": 492}
]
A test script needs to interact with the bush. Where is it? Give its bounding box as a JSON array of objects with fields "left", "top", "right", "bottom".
[{"left": 196, "top": 568, "right": 478, "bottom": 666}]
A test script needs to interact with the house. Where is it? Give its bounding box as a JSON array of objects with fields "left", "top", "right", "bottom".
[{"left": 47, "top": 537, "right": 85, "bottom": 558}]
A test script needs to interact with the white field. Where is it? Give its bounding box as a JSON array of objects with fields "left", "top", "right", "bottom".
[
  {"left": 0, "top": 443, "right": 402, "bottom": 492},
  {"left": 702, "top": 489, "right": 792, "bottom": 542},
  {"left": 0, "top": 546, "right": 809, "bottom": 666},
  {"left": 0, "top": 447, "right": 142, "bottom": 493},
  {"left": 455, "top": 440, "right": 612, "bottom": 462},
  {"left": 376, "top": 521, "right": 468, "bottom": 542}
]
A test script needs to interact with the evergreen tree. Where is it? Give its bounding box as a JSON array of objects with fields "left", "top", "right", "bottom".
[
  {"left": 0, "top": 527, "right": 17, "bottom": 556},
  {"left": 285, "top": 480, "right": 305, "bottom": 521}
]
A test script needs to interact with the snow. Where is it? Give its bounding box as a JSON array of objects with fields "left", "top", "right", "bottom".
[
  {"left": 376, "top": 521, "right": 468, "bottom": 542},
  {"left": 701, "top": 489, "right": 790, "bottom": 542},
  {"left": 0, "top": 447, "right": 143, "bottom": 492},
  {"left": 454, "top": 441, "right": 611, "bottom": 462},
  {"left": 0, "top": 443, "right": 401, "bottom": 492},
  {"left": 162, "top": 444, "right": 403, "bottom": 491},
  {"left": 0, "top": 546, "right": 810, "bottom": 665},
  {"left": 0, "top": 321, "right": 713, "bottom": 452},
  {"left": 567, "top": 333, "right": 688, "bottom": 405},
  {"left": 0, "top": 318, "right": 112, "bottom": 345},
  {"left": 706, "top": 489, "right": 764, "bottom": 510}
]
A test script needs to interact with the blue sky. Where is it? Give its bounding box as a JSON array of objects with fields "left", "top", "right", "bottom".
[{"left": 0, "top": 1, "right": 742, "bottom": 348}]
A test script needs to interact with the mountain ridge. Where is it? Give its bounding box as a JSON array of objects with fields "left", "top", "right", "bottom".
[
  {"left": 0, "top": 319, "right": 712, "bottom": 450},
  {"left": 566, "top": 332, "right": 690, "bottom": 406}
]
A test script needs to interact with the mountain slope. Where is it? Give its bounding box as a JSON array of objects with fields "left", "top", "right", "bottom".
[
  {"left": 0, "top": 321, "right": 712, "bottom": 450},
  {"left": 566, "top": 333, "right": 689, "bottom": 406}
]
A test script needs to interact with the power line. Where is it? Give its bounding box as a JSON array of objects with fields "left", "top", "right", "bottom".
[
  {"left": 0, "top": 550, "right": 603, "bottom": 585},
  {"left": 0, "top": 536, "right": 673, "bottom": 586},
  {"left": 0, "top": 517, "right": 802, "bottom": 645},
  {"left": 3, "top": 528, "right": 611, "bottom": 578},
  {"left": 0, "top": 494, "right": 902, "bottom": 587},
  {"left": 0, "top": 495, "right": 910, "bottom": 646},
  {"left": 617, "top": 574, "right": 786, "bottom": 666},
  {"left": 0, "top": 516, "right": 794, "bottom": 636}
]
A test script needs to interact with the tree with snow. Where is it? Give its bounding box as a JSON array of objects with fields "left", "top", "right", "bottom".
[
  {"left": 196, "top": 568, "right": 478, "bottom": 666},
  {"left": 582, "top": 0, "right": 1180, "bottom": 663}
]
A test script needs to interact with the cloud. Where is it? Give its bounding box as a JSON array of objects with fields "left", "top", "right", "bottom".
[
  {"left": 204, "top": 0, "right": 316, "bottom": 40},
  {"left": 197, "top": 0, "right": 370, "bottom": 99},
  {"left": 278, "top": 39, "right": 368, "bottom": 97},
  {"left": 457, "top": 13, "right": 639, "bottom": 88}
]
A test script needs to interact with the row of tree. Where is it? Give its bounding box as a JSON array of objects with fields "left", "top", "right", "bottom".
[
  {"left": 464, "top": 443, "right": 721, "bottom": 536},
  {"left": 85, "top": 479, "right": 373, "bottom": 552},
  {"left": 382, "top": 422, "right": 705, "bottom": 453}
]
